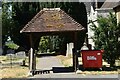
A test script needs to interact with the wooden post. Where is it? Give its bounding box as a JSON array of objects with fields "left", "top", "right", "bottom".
[
  {"left": 33, "top": 36, "right": 40, "bottom": 71},
  {"left": 72, "top": 48, "right": 76, "bottom": 71},
  {"left": 73, "top": 32, "right": 79, "bottom": 72},
  {"left": 29, "top": 34, "right": 34, "bottom": 75},
  {"left": 28, "top": 50, "right": 30, "bottom": 70},
  {"left": 33, "top": 53, "right": 36, "bottom": 70}
]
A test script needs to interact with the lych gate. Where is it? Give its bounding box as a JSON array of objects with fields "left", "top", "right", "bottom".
[{"left": 20, "top": 8, "right": 86, "bottom": 75}]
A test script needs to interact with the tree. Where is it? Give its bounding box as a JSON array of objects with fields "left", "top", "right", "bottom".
[
  {"left": 70, "top": 2, "right": 87, "bottom": 50},
  {"left": 11, "top": 2, "right": 41, "bottom": 50},
  {"left": 91, "top": 13, "right": 120, "bottom": 67},
  {"left": 2, "top": 2, "right": 16, "bottom": 54}
]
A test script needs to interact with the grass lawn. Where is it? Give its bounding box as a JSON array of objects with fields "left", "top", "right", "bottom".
[
  {"left": 1, "top": 66, "right": 29, "bottom": 78},
  {"left": 0, "top": 55, "right": 40, "bottom": 78},
  {"left": 0, "top": 56, "right": 7, "bottom": 61},
  {"left": 0, "top": 56, "right": 29, "bottom": 78}
]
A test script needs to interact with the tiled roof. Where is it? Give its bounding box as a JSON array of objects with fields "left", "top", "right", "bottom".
[
  {"left": 113, "top": 1, "right": 120, "bottom": 9},
  {"left": 101, "top": 0, "right": 118, "bottom": 9},
  {"left": 20, "top": 8, "right": 85, "bottom": 33}
]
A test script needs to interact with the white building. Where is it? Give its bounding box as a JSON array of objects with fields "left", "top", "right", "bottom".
[
  {"left": 85, "top": 0, "right": 119, "bottom": 49},
  {"left": 85, "top": 1, "right": 103, "bottom": 49}
]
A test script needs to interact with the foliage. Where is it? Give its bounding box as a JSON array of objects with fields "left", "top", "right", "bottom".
[
  {"left": 91, "top": 13, "right": 120, "bottom": 67},
  {"left": 2, "top": 3, "right": 11, "bottom": 45},
  {"left": 38, "top": 35, "right": 65, "bottom": 53},
  {"left": 5, "top": 41, "right": 19, "bottom": 50},
  {"left": 2, "top": 2, "right": 16, "bottom": 54},
  {"left": 39, "top": 36, "right": 49, "bottom": 53}
]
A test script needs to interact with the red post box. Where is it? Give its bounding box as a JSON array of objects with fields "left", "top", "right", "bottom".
[{"left": 81, "top": 50, "right": 104, "bottom": 68}]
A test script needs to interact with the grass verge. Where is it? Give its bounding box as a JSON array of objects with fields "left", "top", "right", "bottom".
[
  {"left": 57, "top": 55, "right": 119, "bottom": 75},
  {"left": 1, "top": 56, "right": 29, "bottom": 78},
  {"left": 57, "top": 55, "right": 72, "bottom": 67},
  {"left": 1, "top": 66, "right": 29, "bottom": 78}
]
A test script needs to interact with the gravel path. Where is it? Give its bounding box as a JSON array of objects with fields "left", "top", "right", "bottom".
[{"left": 36, "top": 55, "right": 64, "bottom": 70}]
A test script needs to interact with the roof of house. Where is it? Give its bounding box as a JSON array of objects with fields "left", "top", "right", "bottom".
[
  {"left": 101, "top": 0, "right": 118, "bottom": 9},
  {"left": 20, "top": 8, "right": 85, "bottom": 33},
  {"left": 113, "top": 1, "right": 120, "bottom": 9}
]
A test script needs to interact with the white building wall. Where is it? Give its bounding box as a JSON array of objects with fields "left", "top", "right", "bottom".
[
  {"left": 87, "top": 6, "right": 98, "bottom": 49},
  {"left": 87, "top": 5, "right": 115, "bottom": 50}
]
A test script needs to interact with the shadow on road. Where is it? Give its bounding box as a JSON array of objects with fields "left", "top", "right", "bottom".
[
  {"left": 102, "top": 66, "right": 120, "bottom": 71},
  {"left": 79, "top": 65, "right": 120, "bottom": 71},
  {"left": 36, "top": 53, "right": 65, "bottom": 58},
  {"left": 52, "top": 67, "right": 74, "bottom": 73},
  {"left": 33, "top": 67, "right": 74, "bottom": 75},
  {"left": 36, "top": 53, "right": 57, "bottom": 58}
]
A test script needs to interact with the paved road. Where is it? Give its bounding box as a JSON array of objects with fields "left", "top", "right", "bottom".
[
  {"left": 32, "top": 73, "right": 118, "bottom": 78},
  {"left": 30, "top": 55, "right": 119, "bottom": 79}
]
